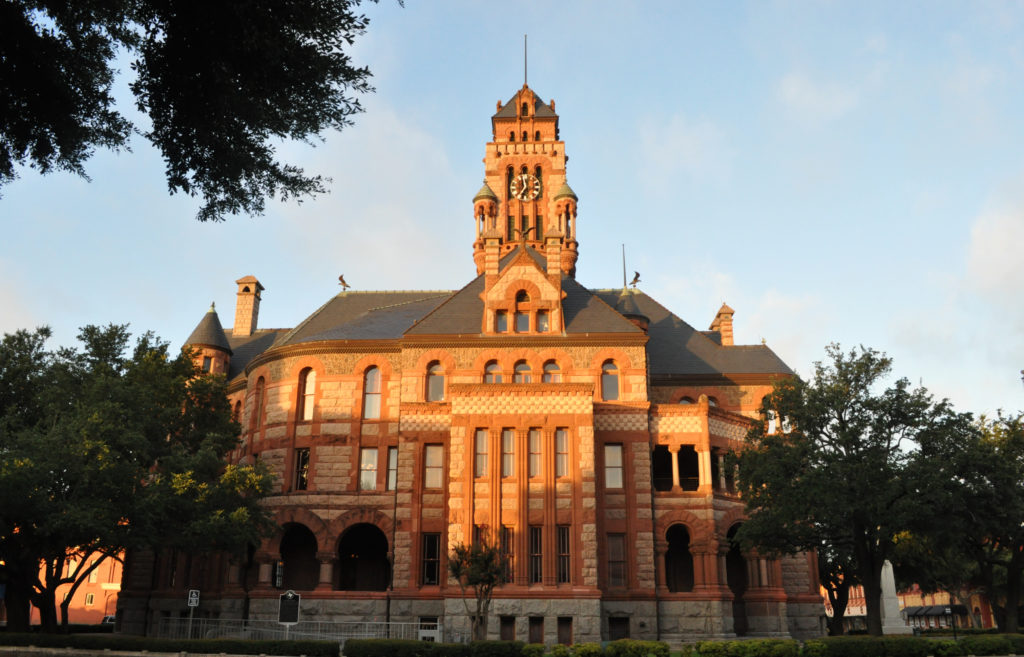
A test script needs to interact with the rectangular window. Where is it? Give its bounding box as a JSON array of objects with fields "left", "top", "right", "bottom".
[
  {"left": 557, "top": 617, "right": 573, "bottom": 646},
  {"left": 495, "top": 311, "right": 508, "bottom": 333},
  {"left": 529, "top": 616, "right": 544, "bottom": 644},
  {"left": 555, "top": 429, "right": 568, "bottom": 477},
  {"left": 422, "top": 533, "right": 440, "bottom": 585},
  {"left": 507, "top": 216, "right": 515, "bottom": 240},
  {"left": 521, "top": 215, "right": 528, "bottom": 235},
  {"left": 529, "top": 429, "right": 541, "bottom": 477},
  {"left": 515, "top": 311, "right": 529, "bottom": 332},
  {"left": 424, "top": 444, "right": 443, "bottom": 489},
  {"left": 500, "top": 616, "right": 516, "bottom": 641},
  {"left": 84, "top": 593, "right": 95, "bottom": 606},
  {"left": 387, "top": 446, "right": 398, "bottom": 491},
  {"left": 294, "top": 447, "right": 310, "bottom": 491},
  {"left": 607, "top": 533, "right": 626, "bottom": 587},
  {"left": 502, "top": 429, "right": 515, "bottom": 477},
  {"left": 536, "top": 215, "right": 544, "bottom": 241},
  {"left": 500, "top": 525, "right": 514, "bottom": 583},
  {"left": 359, "top": 447, "right": 378, "bottom": 490},
  {"left": 536, "top": 311, "right": 549, "bottom": 333},
  {"left": 557, "top": 525, "right": 571, "bottom": 583},
  {"left": 475, "top": 429, "right": 488, "bottom": 477},
  {"left": 529, "top": 526, "right": 543, "bottom": 584},
  {"left": 201, "top": 356, "right": 212, "bottom": 372},
  {"left": 604, "top": 444, "right": 623, "bottom": 489}
]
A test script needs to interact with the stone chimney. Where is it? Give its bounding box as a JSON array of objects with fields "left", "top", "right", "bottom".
[
  {"left": 234, "top": 276, "right": 264, "bottom": 337},
  {"left": 709, "top": 303, "right": 735, "bottom": 346}
]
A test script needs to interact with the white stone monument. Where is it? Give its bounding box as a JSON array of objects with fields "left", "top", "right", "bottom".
[{"left": 881, "top": 560, "right": 912, "bottom": 634}]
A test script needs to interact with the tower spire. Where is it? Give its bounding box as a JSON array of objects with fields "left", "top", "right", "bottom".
[{"left": 524, "top": 34, "right": 528, "bottom": 86}]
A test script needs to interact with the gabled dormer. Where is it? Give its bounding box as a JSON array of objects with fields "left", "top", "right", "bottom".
[{"left": 480, "top": 243, "right": 565, "bottom": 335}]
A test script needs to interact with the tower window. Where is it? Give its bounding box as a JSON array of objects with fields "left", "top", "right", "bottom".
[
  {"left": 252, "top": 377, "right": 265, "bottom": 430},
  {"left": 535, "top": 165, "right": 543, "bottom": 197},
  {"left": 475, "top": 429, "right": 488, "bottom": 478},
  {"left": 495, "top": 311, "right": 508, "bottom": 333},
  {"left": 426, "top": 361, "right": 445, "bottom": 401},
  {"left": 522, "top": 101, "right": 528, "bottom": 116},
  {"left": 542, "top": 361, "right": 560, "bottom": 382},
  {"left": 522, "top": 130, "right": 528, "bottom": 141},
  {"left": 202, "top": 356, "right": 212, "bottom": 372},
  {"left": 502, "top": 429, "right": 514, "bottom": 477},
  {"left": 605, "top": 444, "right": 623, "bottom": 489},
  {"left": 515, "top": 311, "right": 529, "bottom": 333},
  {"left": 507, "top": 216, "right": 515, "bottom": 240},
  {"left": 424, "top": 444, "right": 443, "bottom": 488},
  {"left": 537, "top": 311, "right": 549, "bottom": 333},
  {"left": 601, "top": 361, "right": 620, "bottom": 401},
  {"left": 535, "top": 130, "right": 541, "bottom": 141},
  {"left": 555, "top": 428, "right": 568, "bottom": 477},
  {"left": 363, "top": 366, "right": 381, "bottom": 419},
  {"left": 298, "top": 368, "right": 316, "bottom": 421},
  {"left": 509, "top": 131, "right": 515, "bottom": 142},
  {"left": 529, "top": 428, "right": 541, "bottom": 477},
  {"left": 485, "top": 361, "right": 503, "bottom": 383},
  {"left": 514, "top": 361, "right": 532, "bottom": 383},
  {"left": 294, "top": 447, "right": 310, "bottom": 491}
]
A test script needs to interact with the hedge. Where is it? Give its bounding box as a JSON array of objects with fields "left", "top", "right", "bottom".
[
  {"left": 0, "top": 632, "right": 339, "bottom": 657},
  {"left": 698, "top": 634, "right": 1024, "bottom": 657}
]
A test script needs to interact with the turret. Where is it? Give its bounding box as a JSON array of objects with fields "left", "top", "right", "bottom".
[{"left": 184, "top": 303, "right": 233, "bottom": 374}]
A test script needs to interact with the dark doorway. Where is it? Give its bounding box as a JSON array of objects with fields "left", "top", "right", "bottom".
[
  {"left": 665, "top": 524, "right": 695, "bottom": 592},
  {"left": 679, "top": 445, "right": 699, "bottom": 490},
  {"left": 336, "top": 523, "right": 390, "bottom": 591},
  {"left": 652, "top": 445, "right": 672, "bottom": 491},
  {"left": 500, "top": 616, "right": 516, "bottom": 641},
  {"left": 557, "top": 617, "right": 573, "bottom": 645},
  {"left": 279, "top": 524, "right": 319, "bottom": 591},
  {"left": 726, "top": 524, "right": 748, "bottom": 636},
  {"left": 528, "top": 616, "right": 544, "bottom": 644}
]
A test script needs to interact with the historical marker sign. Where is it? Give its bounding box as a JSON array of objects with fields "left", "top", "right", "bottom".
[
  {"left": 187, "top": 589, "right": 200, "bottom": 608},
  {"left": 278, "top": 590, "right": 300, "bottom": 625}
]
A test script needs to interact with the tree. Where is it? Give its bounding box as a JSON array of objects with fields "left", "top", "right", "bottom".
[
  {"left": 0, "top": 325, "right": 274, "bottom": 632},
  {"left": 1, "top": 0, "right": 390, "bottom": 222},
  {"left": 448, "top": 532, "right": 509, "bottom": 641},
  {"left": 733, "top": 344, "right": 976, "bottom": 636}
]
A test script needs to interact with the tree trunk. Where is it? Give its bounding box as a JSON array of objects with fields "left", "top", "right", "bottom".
[
  {"left": 855, "top": 539, "right": 884, "bottom": 637},
  {"left": 2, "top": 570, "right": 32, "bottom": 632},
  {"left": 826, "top": 580, "right": 851, "bottom": 636},
  {"left": 34, "top": 586, "right": 59, "bottom": 633},
  {"left": 1003, "top": 551, "right": 1022, "bottom": 634}
]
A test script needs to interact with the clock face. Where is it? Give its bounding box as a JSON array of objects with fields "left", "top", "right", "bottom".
[{"left": 510, "top": 173, "right": 541, "bottom": 201}]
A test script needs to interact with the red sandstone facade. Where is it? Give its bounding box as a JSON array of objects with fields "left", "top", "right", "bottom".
[{"left": 118, "top": 85, "right": 823, "bottom": 644}]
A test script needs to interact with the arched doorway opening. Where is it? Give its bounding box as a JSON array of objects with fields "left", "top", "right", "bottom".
[
  {"left": 336, "top": 523, "right": 389, "bottom": 591},
  {"left": 279, "top": 524, "right": 319, "bottom": 591},
  {"left": 665, "top": 524, "right": 694, "bottom": 592},
  {"left": 726, "top": 524, "right": 748, "bottom": 636}
]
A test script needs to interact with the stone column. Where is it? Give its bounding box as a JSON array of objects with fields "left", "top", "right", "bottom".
[
  {"left": 316, "top": 552, "right": 335, "bottom": 591},
  {"left": 654, "top": 539, "right": 668, "bottom": 592},
  {"left": 698, "top": 448, "right": 712, "bottom": 491},
  {"left": 669, "top": 445, "right": 681, "bottom": 490}
]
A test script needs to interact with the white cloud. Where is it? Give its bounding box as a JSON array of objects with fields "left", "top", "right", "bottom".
[
  {"left": 966, "top": 193, "right": 1024, "bottom": 298},
  {"left": 776, "top": 72, "right": 859, "bottom": 123},
  {"left": 636, "top": 114, "right": 731, "bottom": 191}
]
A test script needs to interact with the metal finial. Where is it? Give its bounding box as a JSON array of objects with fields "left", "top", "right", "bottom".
[
  {"left": 621, "top": 244, "right": 627, "bottom": 289},
  {"left": 209, "top": 302, "right": 216, "bottom": 312},
  {"left": 524, "top": 35, "right": 528, "bottom": 86}
]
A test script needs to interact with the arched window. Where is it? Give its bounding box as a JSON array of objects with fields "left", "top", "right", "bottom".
[
  {"left": 535, "top": 165, "right": 543, "bottom": 197},
  {"left": 536, "top": 310, "right": 549, "bottom": 332},
  {"left": 509, "top": 131, "right": 515, "bottom": 142},
  {"left": 484, "top": 361, "right": 502, "bottom": 384},
  {"left": 522, "top": 130, "right": 528, "bottom": 141},
  {"left": 297, "top": 368, "right": 316, "bottom": 421},
  {"left": 514, "top": 361, "right": 532, "bottom": 383},
  {"left": 534, "top": 130, "right": 540, "bottom": 141},
  {"left": 233, "top": 400, "right": 242, "bottom": 423},
  {"left": 363, "top": 366, "right": 381, "bottom": 419},
  {"left": 678, "top": 397, "right": 695, "bottom": 405},
  {"left": 521, "top": 101, "right": 528, "bottom": 116},
  {"left": 426, "top": 361, "right": 445, "bottom": 402},
  {"left": 542, "top": 361, "right": 561, "bottom": 383},
  {"left": 707, "top": 396, "right": 718, "bottom": 407},
  {"left": 665, "top": 525, "right": 695, "bottom": 593},
  {"left": 252, "top": 377, "right": 265, "bottom": 430},
  {"left": 601, "top": 361, "right": 619, "bottom": 401},
  {"left": 515, "top": 291, "right": 530, "bottom": 332},
  {"left": 515, "top": 290, "right": 530, "bottom": 303}
]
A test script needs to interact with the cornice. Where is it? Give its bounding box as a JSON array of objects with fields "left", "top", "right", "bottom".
[{"left": 244, "top": 339, "right": 401, "bottom": 376}]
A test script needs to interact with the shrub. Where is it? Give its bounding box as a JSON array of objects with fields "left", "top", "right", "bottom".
[
  {"left": 605, "top": 639, "right": 670, "bottom": 657},
  {"left": 694, "top": 641, "right": 728, "bottom": 657},
  {"left": 552, "top": 645, "right": 571, "bottom": 657},
  {"left": 958, "top": 634, "right": 1013, "bottom": 656},
  {"left": 470, "top": 640, "right": 525, "bottom": 657},
  {"left": 0, "top": 633, "right": 339, "bottom": 656},
  {"left": 523, "top": 643, "right": 546, "bottom": 657},
  {"left": 927, "top": 639, "right": 962, "bottom": 657},
  {"left": 573, "top": 642, "right": 605, "bottom": 657}
]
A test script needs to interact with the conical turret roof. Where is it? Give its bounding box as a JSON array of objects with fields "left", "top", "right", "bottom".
[
  {"left": 553, "top": 182, "right": 577, "bottom": 201},
  {"left": 185, "top": 303, "right": 232, "bottom": 353},
  {"left": 473, "top": 181, "right": 498, "bottom": 202}
]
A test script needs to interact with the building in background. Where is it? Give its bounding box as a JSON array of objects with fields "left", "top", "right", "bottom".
[
  {"left": 28, "top": 556, "right": 122, "bottom": 625},
  {"left": 118, "top": 83, "right": 822, "bottom": 644},
  {"left": 824, "top": 584, "right": 994, "bottom": 633}
]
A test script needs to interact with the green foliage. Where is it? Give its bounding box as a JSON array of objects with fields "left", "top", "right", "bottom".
[
  {"left": 470, "top": 640, "right": 526, "bottom": 657},
  {"left": 448, "top": 533, "right": 509, "bottom": 641},
  {"left": 552, "top": 644, "right": 572, "bottom": 657},
  {"left": 572, "top": 643, "right": 605, "bottom": 657},
  {"left": 522, "top": 643, "right": 546, "bottom": 657},
  {"left": 693, "top": 640, "right": 797, "bottom": 657},
  {"left": 733, "top": 344, "right": 978, "bottom": 636},
  {"left": 0, "top": 633, "right": 338, "bottom": 656},
  {"left": 0, "top": 326, "right": 273, "bottom": 631},
  {"left": 0, "top": 0, "right": 391, "bottom": 222},
  {"left": 958, "top": 635, "right": 1014, "bottom": 656},
  {"left": 606, "top": 639, "right": 670, "bottom": 657}
]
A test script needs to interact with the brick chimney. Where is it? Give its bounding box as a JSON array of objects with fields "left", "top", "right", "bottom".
[
  {"left": 234, "top": 276, "right": 264, "bottom": 337},
  {"left": 709, "top": 303, "right": 735, "bottom": 346}
]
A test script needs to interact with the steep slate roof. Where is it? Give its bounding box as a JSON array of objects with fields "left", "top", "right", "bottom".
[
  {"left": 185, "top": 305, "right": 232, "bottom": 352},
  {"left": 592, "top": 290, "right": 793, "bottom": 376},
  {"left": 225, "top": 329, "right": 287, "bottom": 380},
  {"left": 493, "top": 90, "right": 558, "bottom": 119}
]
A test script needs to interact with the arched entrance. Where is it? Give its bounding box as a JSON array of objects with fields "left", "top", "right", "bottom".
[
  {"left": 665, "top": 524, "right": 694, "bottom": 592},
  {"left": 279, "top": 524, "right": 319, "bottom": 591},
  {"left": 336, "top": 523, "right": 389, "bottom": 591},
  {"left": 726, "top": 524, "right": 748, "bottom": 636}
]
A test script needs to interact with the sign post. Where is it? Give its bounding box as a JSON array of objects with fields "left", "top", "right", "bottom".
[
  {"left": 187, "top": 589, "right": 200, "bottom": 638},
  {"left": 278, "top": 590, "right": 300, "bottom": 641}
]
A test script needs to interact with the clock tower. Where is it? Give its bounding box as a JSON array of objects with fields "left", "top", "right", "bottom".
[{"left": 472, "top": 84, "right": 579, "bottom": 276}]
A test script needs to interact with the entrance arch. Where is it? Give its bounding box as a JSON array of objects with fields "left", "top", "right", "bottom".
[
  {"left": 726, "top": 524, "right": 748, "bottom": 636},
  {"left": 665, "top": 524, "right": 694, "bottom": 592},
  {"left": 279, "top": 523, "right": 319, "bottom": 591},
  {"left": 336, "top": 523, "right": 390, "bottom": 591}
]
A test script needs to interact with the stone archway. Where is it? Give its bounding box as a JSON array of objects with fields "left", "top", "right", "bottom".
[
  {"left": 726, "top": 524, "right": 748, "bottom": 636},
  {"left": 665, "top": 524, "right": 694, "bottom": 592},
  {"left": 336, "top": 523, "right": 389, "bottom": 591},
  {"left": 279, "top": 523, "right": 319, "bottom": 591}
]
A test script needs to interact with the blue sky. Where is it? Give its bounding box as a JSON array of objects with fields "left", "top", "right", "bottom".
[{"left": 2, "top": 1, "right": 1023, "bottom": 415}]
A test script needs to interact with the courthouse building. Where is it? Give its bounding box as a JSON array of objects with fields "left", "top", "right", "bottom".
[{"left": 119, "top": 84, "right": 822, "bottom": 643}]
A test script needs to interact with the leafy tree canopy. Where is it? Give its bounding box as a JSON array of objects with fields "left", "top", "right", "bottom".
[
  {"left": 448, "top": 533, "right": 508, "bottom": 641},
  {"left": 0, "top": 325, "right": 274, "bottom": 632},
  {"left": 0, "top": 0, "right": 388, "bottom": 221},
  {"left": 733, "top": 344, "right": 977, "bottom": 636}
]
